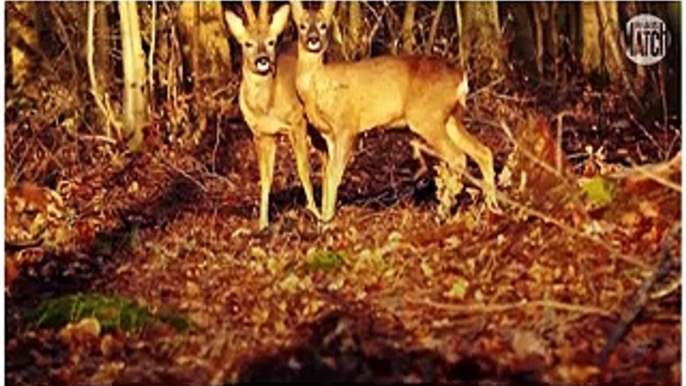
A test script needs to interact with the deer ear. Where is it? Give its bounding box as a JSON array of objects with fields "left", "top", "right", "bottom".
[
  {"left": 269, "top": 5, "right": 291, "bottom": 36},
  {"left": 290, "top": 1, "right": 304, "bottom": 23},
  {"left": 225, "top": 11, "right": 247, "bottom": 43},
  {"left": 322, "top": 1, "right": 336, "bottom": 20}
]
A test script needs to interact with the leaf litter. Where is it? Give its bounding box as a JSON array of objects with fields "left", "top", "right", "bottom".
[{"left": 5, "top": 94, "right": 681, "bottom": 385}]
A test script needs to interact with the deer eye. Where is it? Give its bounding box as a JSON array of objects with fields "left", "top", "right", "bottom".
[
  {"left": 267, "top": 40, "right": 275, "bottom": 47},
  {"left": 318, "top": 23, "right": 327, "bottom": 31},
  {"left": 299, "top": 24, "right": 306, "bottom": 31},
  {"left": 245, "top": 41, "right": 254, "bottom": 48}
]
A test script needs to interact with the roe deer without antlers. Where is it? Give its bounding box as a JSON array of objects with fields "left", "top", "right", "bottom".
[
  {"left": 290, "top": 1, "right": 499, "bottom": 222},
  {"left": 225, "top": 1, "right": 320, "bottom": 230}
]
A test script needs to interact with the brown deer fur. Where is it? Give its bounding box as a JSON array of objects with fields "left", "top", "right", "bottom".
[
  {"left": 290, "top": 1, "right": 498, "bottom": 222},
  {"left": 225, "top": 1, "right": 320, "bottom": 230}
]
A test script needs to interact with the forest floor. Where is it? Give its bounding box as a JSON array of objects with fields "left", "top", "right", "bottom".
[{"left": 5, "top": 88, "right": 682, "bottom": 385}]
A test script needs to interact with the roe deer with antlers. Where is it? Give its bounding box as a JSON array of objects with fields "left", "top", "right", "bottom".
[
  {"left": 290, "top": 1, "right": 498, "bottom": 222},
  {"left": 225, "top": 1, "right": 320, "bottom": 230}
]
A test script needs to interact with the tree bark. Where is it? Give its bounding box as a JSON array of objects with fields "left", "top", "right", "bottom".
[
  {"left": 95, "top": 2, "right": 112, "bottom": 91},
  {"left": 425, "top": 1, "right": 444, "bottom": 54},
  {"left": 401, "top": 2, "right": 417, "bottom": 54},
  {"left": 532, "top": 3, "right": 546, "bottom": 75},
  {"left": 7, "top": 2, "right": 39, "bottom": 87},
  {"left": 455, "top": 2, "right": 464, "bottom": 66},
  {"left": 550, "top": 2, "right": 560, "bottom": 82},
  {"left": 460, "top": 1, "right": 503, "bottom": 75},
  {"left": 88, "top": 1, "right": 120, "bottom": 139},
  {"left": 119, "top": 1, "right": 147, "bottom": 151},
  {"left": 178, "top": 1, "right": 232, "bottom": 85},
  {"left": 581, "top": 2, "right": 621, "bottom": 79},
  {"left": 582, "top": 1, "right": 640, "bottom": 101},
  {"left": 348, "top": 1, "right": 362, "bottom": 59}
]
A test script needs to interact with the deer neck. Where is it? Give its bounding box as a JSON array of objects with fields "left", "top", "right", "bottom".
[
  {"left": 295, "top": 46, "right": 325, "bottom": 100},
  {"left": 241, "top": 69, "right": 276, "bottom": 116}
]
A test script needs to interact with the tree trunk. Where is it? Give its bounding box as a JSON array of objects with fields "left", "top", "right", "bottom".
[
  {"left": 550, "top": 2, "right": 560, "bottom": 82},
  {"left": 348, "top": 1, "right": 362, "bottom": 59},
  {"left": 425, "top": 1, "right": 444, "bottom": 54},
  {"left": 504, "top": 4, "right": 536, "bottom": 75},
  {"left": 595, "top": 2, "right": 625, "bottom": 84},
  {"left": 460, "top": 1, "right": 503, "bottom": 76},
  {"left": 88, "top": 0, "right": 120, "bottom": 139},
  {"left": 7, "top": 2, "right": 39, "bottom": 88},
  {"left": 95, "top": 2, "right": 112, "bottom": 91},
  {"left": 455, "top": 2, "right": 464, "bottom": 66},
  {"left": 401, "top": 2, "right": 417, "bottom": 54},
  {"left": 178, "top": 1, "right": 232, "bottom": 86},
  {"left": 119, "top": 1, "right": 147, "bottom": 151},
  {"left": 623, "top": 2, "right": 646, "bottom": 91},
  {"left": 532, "top": 3, "right": 547, "bottom": 75},
  {"left": 581, "top": 2, "right": 622, "bottom": 80},
  {"left": 582, "top": 1, "right": 639, "bottom": 101}
]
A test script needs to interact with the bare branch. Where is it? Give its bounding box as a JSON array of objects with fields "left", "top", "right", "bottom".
[{"left": 406, "top": 296, "right": 615, "bottom": 318}]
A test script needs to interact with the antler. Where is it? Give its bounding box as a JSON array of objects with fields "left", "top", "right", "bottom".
[
  {"left": 242, "top": 1, "right": 257, "bottom": 24},
  {"left": 258, "top": 1, "right": 269, "bottom": 25}
]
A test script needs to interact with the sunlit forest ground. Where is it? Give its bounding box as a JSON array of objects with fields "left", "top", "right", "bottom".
[{"left": 5, "top": 2, "right": 682, "bottom": 385}]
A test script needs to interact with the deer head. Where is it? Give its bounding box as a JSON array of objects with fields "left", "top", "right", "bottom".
[
  {"left": 225, "top": 1, "right": 291, "bottom": 76},
  {"left": 290, "top": 1, "right": 336, "bottom": 55}
]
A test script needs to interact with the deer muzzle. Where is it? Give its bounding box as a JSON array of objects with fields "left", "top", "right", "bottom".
[
  {"left": 254, "top": 56, "right": 272, "bottom": 74},
  {"left": 306, "top": 34, "right": 322, "bottom": 52}
]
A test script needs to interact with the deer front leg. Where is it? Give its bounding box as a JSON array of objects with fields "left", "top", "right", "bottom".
[
  {"left": 322, "top": 133, "right": 354, "bottom": 222},
  {"left": 289, "top": 119, "right": 321, "bottom": 221},
  {"left": 255, "top": 134, "right": 276, "bottom": 230},
  {"left": 410, "top": 138, "right": 440, "bottom": 180}
]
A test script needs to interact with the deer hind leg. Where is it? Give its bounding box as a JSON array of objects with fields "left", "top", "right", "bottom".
[
  {"left": 255, "top": 135, "right": 276, "bottom": 230},
  {"left": 409, "top": 118, "right": 469, "bottom": 219},
  {"left": 410, "top": 138, "right": 467, "bottom": 180},
  {"left": 289, "top": 119, "right": 321, "bottom": 221},
  {"left": 445, "top": 115, "right": 498, "bottom": 211},
  {"left": 321, "top": 132, "right": 354, "bottom": 223}
]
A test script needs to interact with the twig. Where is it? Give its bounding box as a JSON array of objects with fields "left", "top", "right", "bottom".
[
  {"left": 212, "top": 116, "right": 221, "bottom": 173},
  {"left": 406, "top": 296, "right": 614, "bottom": 318},
  {"left": 461, "top": 170, "right": 649, "bottom": 270},
  {"left": 469, "top": 76, "right": 505, "bottom": 97},
  {"left": 598, "top": 222, "right": 681, "bottom": 367},
  {"left": 627, "top": 164, "right": 682, "bottom": 193},
  {"left": 365, "top": 1, "right": 391, "bottom": 55},
  {"left": 158, "top": 157, "right": 208, "bottom": 193},
  {"left": 148, "top": 0, "right": 156, "bottom": 97},
  {"left": 608, "top": 152, "right": 682, "bottom": 193},
  {"left": 650, "top": 276, "right": 681, "bottom": 300},
  {"left": 78, "top": 135, "right": 118, "bottom": 145},
  {"left": 659, "top": 59, "right": 668, "bottom": 132},
  {"left": 486, "top": 90, "right": 535, "bottom": 103},
  {"left": 497, "top": 120, "right": 576, "bottom": 188},
  {"left": 625, "top": 106, "right": 664, "bottom": 159},
  {"left": 183, "top": 154, "right": 238, "bottom": 191}
]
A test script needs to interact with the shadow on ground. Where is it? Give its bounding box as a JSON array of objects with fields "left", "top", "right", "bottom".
[{"left": 237, "top": 311, "right": 547, "bottom": 385}]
